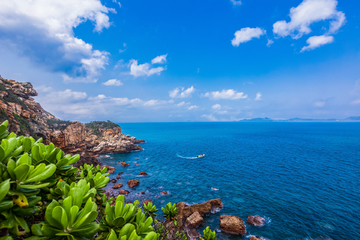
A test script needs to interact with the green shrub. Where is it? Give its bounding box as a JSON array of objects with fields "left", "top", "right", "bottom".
[
  {"left": 200, "top": 227, "right": 216, "bottom": 240},
  {"left": 161, "top": 202, "right": 178, "bottom": 221}
]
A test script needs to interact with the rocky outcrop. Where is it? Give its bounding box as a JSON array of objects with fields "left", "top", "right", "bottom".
[
  {"left": 127, "top": 180, "right": 139, "bottom": 188},
  {"left": 120, "top": 161, "right": 130, "bottom": 167},
  {"left": 246, "top": 215, "right": 265, "bottom": 226},
  {"left": 219, "top": 215, "right": 246, "bottom": 235},
  {"left": 0, "top": 77, "right": 145, "bottom": 166},
  {"left": 112, "top": 183, "right": 123, "bottom": 189},
  {"left": 186, "top": 212, "right": 203, "bottom": 229}
]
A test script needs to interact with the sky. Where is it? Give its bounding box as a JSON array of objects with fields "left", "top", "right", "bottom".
[{"left": 0, "top": 0, "right": 359, "bottom": 122}]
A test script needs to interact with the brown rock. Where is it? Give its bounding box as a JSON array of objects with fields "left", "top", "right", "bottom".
[
  {"left": 160, "top": 191, "right": 169, "bottom": 195},
  {"left": 118, "top": 172, "right": 124, "bottom": 175},
  {"left": 220, "top": 215, "right": 246, "bottom": 235},
  {"left": 110, "top": 179, "right": 117, "bottom": 183},
  {"left": 116, "top": 176, "right": 121, "bottom": 179},
  {"left": 246, "top": 215, "right": 265, "bottom": 226},
  {"left": 143, "top": 200, "right": 153, "bottom": 205},
  {"left": 189, "top": 229, "right": 201, "bottom": 239},
  {"left": 250, "top": 237, "right": 262, "bottom": 240},
  {"left": 186, "top": 211, "right": 204, "bottom": 228},
  {"left": 127, "top": 179, "right": 139, "bottom": 188},
  {"left": 119, "top": 190, "right": 130, "bottom": 195},
  {"left": 112, "top": 183, "right": 123, "bottom": 189},
  {"left": 139, "top": 171, "right": 148, "bottom": 176},
  {"left": 134, "top": 162, "right": 139, "bottom": 166},
  {"left": 121, "top": 161, "right": 130, "bottom": 167},
  {"left": 104, "top": 165, "right": 115, "bottom": 173}
]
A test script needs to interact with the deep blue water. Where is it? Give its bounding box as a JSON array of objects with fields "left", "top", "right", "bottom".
[{"left": 100, "top": 122, "right": 360, "bottom": 240}]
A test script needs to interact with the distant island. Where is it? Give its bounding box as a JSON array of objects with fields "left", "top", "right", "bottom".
[{"left": 238, "top": 117, "right": 360, "bottom": 122}]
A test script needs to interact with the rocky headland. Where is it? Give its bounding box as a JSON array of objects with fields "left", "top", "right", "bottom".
[{"left": 0, "top": 76, "right": 144, "bottom": 166}]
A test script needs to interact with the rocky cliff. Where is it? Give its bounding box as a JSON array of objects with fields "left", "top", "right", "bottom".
[{"left": 0, "top": 76, "right": 144, "bottom": 166}]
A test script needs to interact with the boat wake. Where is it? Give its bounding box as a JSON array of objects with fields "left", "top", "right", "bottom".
[{"left": 176, "top": 154, "right": 197, "bottom": 159}]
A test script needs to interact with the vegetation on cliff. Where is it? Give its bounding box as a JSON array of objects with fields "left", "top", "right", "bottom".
[
  {"left": 85, "top": 121, "right": 120, "bottom": 137},
  {"left": 0, "top": 120, "right": 216, "bottom": 240}
]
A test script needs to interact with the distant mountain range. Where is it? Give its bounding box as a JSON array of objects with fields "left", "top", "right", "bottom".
[{"left": 238, "top": 117, "right": 360, "bottom": 122}]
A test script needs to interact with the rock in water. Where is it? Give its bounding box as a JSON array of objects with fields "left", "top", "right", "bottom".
[
  {"left": 121, "top": 161, "right": 130, "bottom": 167},
  {"left": 119, "top": 190, "right": 130, "bottom": 195},
  {"left": 250, "top": 236, "right": 262, "bottom": 240},
  {"left": 160, "top": 191, "right": 169, "bottom": 195},
  {"left": 143, "top": 200, "right": 153, "bottom": 205},
  {"left": 139, "top": 171, "right": 148, "bottom": 176},
  {"left": 186, "top": 211, "right": 204, "bottom": 228},
  {"left": 112, "top": 183, "right": 123, "bottom": 189},
  {"left": 127, "top": 180, "right": 140, "bottom": 188},
  {"left": 247, "top": 215, "right": 266, "bottom": 226},
  {"left": 219, "top": 215, "right": 246, "bottom": 235}
]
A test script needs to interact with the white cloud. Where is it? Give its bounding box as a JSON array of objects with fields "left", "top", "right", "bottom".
[
  {"left": 151, "top": 54, "right": 168, "bottom": 64},
  {"left": 314, "top": 101, "right": 326, "bottom": 107},
  {"left": 177, "top": 101, "right": 186, "bottom": 107},
  {"left": 204, "top": 89, "right": 248, "bottom": 100},
  {"left": 119, "top": 43, "right": 126, "bottom": 53},
  {"left": 129, "top": 59, "right": 165, "bottom": 77},
  {"left": 169, "top": 86, "right": 196, "bottom": 98},
  {"left": 103, "top": 79, "right": 123, "bottom": 86},
  {"left": 301, "top": 35, "right": 334, "bottom": 51},
  {"left": 351, "top": 99, "right": 360, "bottom": 105},
  {"left": 273, "top": 0, "right": 346, "bottom": 39},
  {"left": 212, "top": 104, "right": 221, "bottom": 110},
  {"left": 267, "top": 39, "right": 274, "bottom": 47},
  {"left": 0, "top": 0, "right": 114, "bottom": 83},
  {"left": 255, "top": 92, "right": 262, "bottom": 100},
  {"left": 188, "top": 105, "right": 199, "bottom": 110},
  {"left": 36, "top": 85, "right": 53, "bottom": 93},
  {"left": 230, "top": 0, "right": 242, "bottom": 6},
  {"left": 231, "top": 27, "right": 266, "bottom": 47},
  {"left": 112, "top": 0, "right": 121, "bottom": 8},
  {"left": 202, "top": 114, "right": 217, "bottom": 121}
]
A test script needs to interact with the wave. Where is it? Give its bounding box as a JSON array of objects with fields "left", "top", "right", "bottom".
[{"left": 176, "top": 154, "right": 198, "bottom": 159}]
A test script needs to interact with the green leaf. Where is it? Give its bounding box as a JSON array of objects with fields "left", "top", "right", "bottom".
[
  {"left": 25, "top": 164, "right": 56, "bottom": 183},
  {"left": 0, "top": 179, "right": 10, "bottom": 201},
  {"left": 14, "top": 164, "right": 30, "bottom": 182},
  {"left": 20, "top": 182, "right": 50, "bottom": 189}
]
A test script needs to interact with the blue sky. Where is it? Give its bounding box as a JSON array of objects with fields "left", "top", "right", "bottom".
[{"left": 0, "top": 0, "right": 359, "bottom": 122}]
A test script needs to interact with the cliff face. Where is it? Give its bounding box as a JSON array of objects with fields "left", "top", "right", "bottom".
[{"left": 0, "top": 77, "right": 144, "bottom": 163}]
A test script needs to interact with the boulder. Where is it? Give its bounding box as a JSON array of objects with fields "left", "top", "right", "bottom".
[
  {"left": 121, "top": 161, "right": 130, "bottom": 167},
  {"left": 116, "top": 176, "right": 121, "bottom": 179},
  {"left": 139, "top": 171, "right": 148, "bottom": 176},
  {"left": 135, "top": 162, "right": 139, "bottom": 166},
  {"left": 112, "top": 183, "right": 123, "bottom": 189},
  {"left": 219, "top": 215, "right": 246, "bottom": 235},
  {"left": 177, "top": 199, "right": 223, "bottom": 220},
  {"left": 246, "top": 215, "right": 265, "bottom": 226},
  {"left": 110, "top": 179, "right": 117, "bottom": 183},
  {"left": 160, "top": 191, "right": 169, "bottom": 195},
  {"left": 186, "top": 211, "right": 203, "bottom": 229},
  {"left": 118, "top": 172, "right": 124, "bottom": 175},
  {"left": 189, "top": 229, "right": 201, "bottom": 239},
  {"left": 104, "top": 165, "right": 115, "bottom": 173},
  {"left": 119, "top": 190, "right": 130, "bottom": 195},
  {"left": 127, "top": 180, "right": 139, "bottom": 188},
  {"left": 250, "top": 237, "right": 262, "bottom": 240}
]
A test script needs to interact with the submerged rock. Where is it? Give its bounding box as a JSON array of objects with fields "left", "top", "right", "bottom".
[
  {"left": 127, "top": 180, "right": 139, "bottom": 188},
  {"left": 247, "top": 215, "right": 265, "bottom": 226},
  {"left": 120, "top": 161, "right": 130, "bottom": 167},
  {"left": 112, "top": 183, "right": 123, "bottom": 189},
  {"left": 110, "top": 179, "right": 117, "bottom": 183},
  {"left": 118, "top": 172, "right": 124, "bottom": 175},
  {"left": 119, "top": 190, "right": 130, "bottom": 195},
  {"left": 219, "top": 215, "right": 246, "bottom": 235},
  {"left": 139, "top": 171, "right": 148, "bottom": 176},
  {"left": 186, "top": 211, "right": 203, "bottom": 229},
  {"left": 160, "top": 191, "right": 169, "bottom": 195},
  {"left": 116, "top": 176, "right": 121, "bottom": 179}
]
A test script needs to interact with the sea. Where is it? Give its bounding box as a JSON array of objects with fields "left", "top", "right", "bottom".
[{"left": 100, "top": 122, "right": 360, "bottom": 240}]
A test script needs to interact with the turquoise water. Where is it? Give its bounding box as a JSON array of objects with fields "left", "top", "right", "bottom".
[{"left": 100, "top": 122, "right": 360, "bottom": 239}]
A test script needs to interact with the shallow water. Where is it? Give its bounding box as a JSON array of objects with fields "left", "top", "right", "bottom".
[{"left": 101, "top": 122, "right": 360, "bottom": 239}]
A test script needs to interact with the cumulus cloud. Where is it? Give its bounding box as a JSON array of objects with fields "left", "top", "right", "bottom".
[
  {"left": 129, "top": 59, "right": 166, "bottom": 77},
  {"left": 301, "top": 35, "right": 334, "bottom": 51},
  {"left": 188, "top": 105, "right": 199, "bottom": 110},
  {"left": 255, "top": 92, "right": 262, "bottom": 100},
  {"left": 212, "top": 104, "right": 221, "bottom": 110},
  {"left": 103, "top": 79, "right": 123, "bottom": 86},
  {"left": 273, "top": 0, "right": 346, "bottom": 45},
  {"left": 204, "top": 89, "right": 248, "bottom": 100},
  {"left": 267, "top": 39, "right": 274, "bottom": 47},
  {"left": 230, "top": 0, "right": 242, "bottom": 6},
  {"left": 177, "top": 101, "right": 186, "bottom": 107},
  {"left": 202, "top": 114, "right": 217, "bottom": 121},
  {"left": 169, "top": 86, "right": 196, "bottom": 98},
  {"left": 231, "top": 27, "right": 266, "bottom": 47},
  {"left": 0, "top": 0, "right": 114, "bottom": 83},
  {"left": 151, "top": 54, "right": 168, "bottom": 64}
]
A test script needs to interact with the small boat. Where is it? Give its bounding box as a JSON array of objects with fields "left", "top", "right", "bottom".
[{"left": 197, "top": 154, "right": 205, "bottom": 158}]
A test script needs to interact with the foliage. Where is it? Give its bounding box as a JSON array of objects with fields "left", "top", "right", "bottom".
[
  {"left": 85, "top": 121, "right": 119, "bottom": 137},
  {"left": 0, "top": 120, "right": 216, "bottom": 240},
  {"left": 200, "top": 227, "right": 216, "bottom": 240},
  {"left": 161, "top": 203, "right": 178, "bottom": 221}
]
